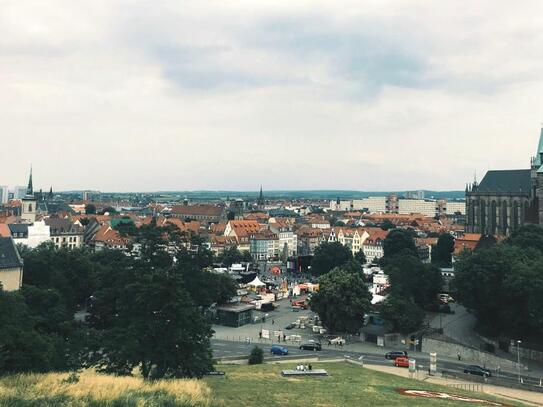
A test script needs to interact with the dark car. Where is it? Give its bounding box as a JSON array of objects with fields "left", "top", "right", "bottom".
[
  {"left": 284, "top": 323, "right": 296, "bottom": 330},
  {"left": 299, "top": 342, "right": 322, "bottom": 351},
  {"left": 463, "top": 365, "right": 492, "bottom": 377},
  {"left": 385, "top": 351, "right": 408, "bottom": 360}
]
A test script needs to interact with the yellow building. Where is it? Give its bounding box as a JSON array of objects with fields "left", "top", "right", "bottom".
[{"left": 0, "top": 237, "right": 24, "bottom": 291}]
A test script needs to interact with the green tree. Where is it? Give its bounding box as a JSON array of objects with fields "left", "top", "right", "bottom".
[
  {"left": 506, "top": 225, "right": 543, "bottom": 254},
  {"left": 89, "top": 270, "right": 214, "bottom": 379},
  {"left": 85, "top": 204, "right": 96, "bottom": 214},
  {"left": 475, "top": 234, "right": 497, "bottom": 251},
  {"left": 0, "top": 290, "right": 59, "bottom": 374},
  {"left": 310, "top": 267, "right": 371, "bottom": 333},
  {"left": 431, "top": 233, "right": 455, "bottom": 267},
  {"left": 216, "top": 246, "right": 247, "bottom": 267},
  {"left": 379, "top": 295, "right": 425, "bottom": 334},
  {"left": 100, "top": 206, "right": 117, "bottom": 215},
  {"left": 453, "top": 244, "right": 543, "bottom": 337},
  {"left": 383, "top": 229, "right": 419, "bottom": 259},
  {"left": 380, "top": 219, "right": 394, "bottom": 231},
  {"left": 354, "top": 250, "right": 367, "bottom": 265},
  {"left": 384, "top": 255, "right": 443, "bottom": 308},
  {"left": 310, "top": 241, "right": 353, "bottom": 276},
  {"left": 22, "top": 244, "right": 98, "bottom": 311},
  {"left": 248, "top": 346, "right": 264, "bottom": 365}
]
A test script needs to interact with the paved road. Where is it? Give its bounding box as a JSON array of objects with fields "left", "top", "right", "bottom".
[{"left": 212, "top": 339, "right": 543, "bottom": 388}]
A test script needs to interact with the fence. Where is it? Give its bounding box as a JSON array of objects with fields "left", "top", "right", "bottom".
[
  {"left": 447, "top": 383, "right": 484, "bottom": 392},
  {"left": 441, "top": 370, "right": 543, "bottom": 394}
]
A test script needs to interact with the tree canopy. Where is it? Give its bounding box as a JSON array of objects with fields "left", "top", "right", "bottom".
[
  {"left": 310, "top": 241, "right": 353, "bottom": 276},
  {"left": 379, "top": 295, "right": 425, "bottom": 334},
  {"left": 354, "top": 250, "right": 367, "bottom": 265},
  {"left": 383, "top": 255, "right": 443, "bottom": 308},
  {"left": 383, "top": 229, "right": 419, "bottom": 259},
  {"left": 2, "top": 223, "right": 238, "bottom": 379},
  {"left": 310, "top": 266, "right": 371, "bottom": 333},
  {"left": 453, "top": 238, "right": 543, "bottom": 338},
  {"left": 431, "top": 233, "right": 455, "bottom": 267},
  {"left": 216, "top": 246, "right": 252, "bottom": 267}
]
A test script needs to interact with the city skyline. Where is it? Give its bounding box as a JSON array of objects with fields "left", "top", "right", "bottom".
[{"left": 3, "top": 1, "right": 543, "bottom": 191}]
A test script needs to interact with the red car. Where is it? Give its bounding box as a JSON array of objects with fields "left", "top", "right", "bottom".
[{"left": 394, "top": 357, "right": 410, "bottom": 368}]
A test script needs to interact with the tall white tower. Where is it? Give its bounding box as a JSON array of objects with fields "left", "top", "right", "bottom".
[{"left": 20, "top": 167, "right": 36, "bottom": 223}]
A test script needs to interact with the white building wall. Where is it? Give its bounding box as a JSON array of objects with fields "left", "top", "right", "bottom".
[
  {"left": 351, "top": 197, "right": 387, "bottom": 213},
  {"left": 445, "top": 201, "right": 466, "bottom": 215},
  {"left": 398, "top": 199, "right": 438, "bottom": 217},
  {"left": 15, "top": 221, "right": 51, "bottom": 248}
]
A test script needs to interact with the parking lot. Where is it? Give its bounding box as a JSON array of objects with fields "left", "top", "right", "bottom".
[{"left": 213, "top": 298, "right": 320, "bottom": 344}]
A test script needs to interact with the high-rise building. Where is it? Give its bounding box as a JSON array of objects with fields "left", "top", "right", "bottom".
[
  {"left": 0, "top": 186, "right": 8, "bottom": 204},
  {"left": 13, "top": 186, "right": 27, "bottom": 199}
]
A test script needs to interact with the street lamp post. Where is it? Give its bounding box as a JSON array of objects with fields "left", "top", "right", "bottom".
[{"left": 517, "top": 340, "right": 522, "bottom": 383}]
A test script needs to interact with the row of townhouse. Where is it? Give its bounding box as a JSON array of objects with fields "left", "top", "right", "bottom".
[
  {"left": 1, "top": 218, "right": 84, "bottom": 250},
  {"left": 218, "top": 219, "right": 298, "bottom": 261},
  {"left": 294, "top": 225, "right": 390, "bottom": 263}
]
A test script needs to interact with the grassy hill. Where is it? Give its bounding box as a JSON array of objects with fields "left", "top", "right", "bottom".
[
  {"left": 0, "top": 370, "right": 211, "bottom": 407},
  {"left": 0, "top": 362, "right": 524, "bottom": 407}
]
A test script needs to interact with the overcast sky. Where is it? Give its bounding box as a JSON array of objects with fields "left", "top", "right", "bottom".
[{"left": 2, "top": 1, "right": 543, "bottom": 192}]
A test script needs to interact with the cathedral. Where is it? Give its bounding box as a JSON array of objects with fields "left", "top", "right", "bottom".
[{"left": 466, "top": 128, "right": 543, "bottom": 236}]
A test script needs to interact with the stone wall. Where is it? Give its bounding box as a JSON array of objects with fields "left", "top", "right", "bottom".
[{"left": 421, "top": 336, "right": 519, "bottom": 371}]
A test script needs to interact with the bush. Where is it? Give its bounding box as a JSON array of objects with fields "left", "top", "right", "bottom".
[{"left": 248, "top": 346, "right": 264, "bottom": 365}]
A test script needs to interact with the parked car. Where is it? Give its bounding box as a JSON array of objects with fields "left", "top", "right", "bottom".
[
  {"left": 284, "top": 323, "right": 296, "bottom": 330},
  {"left": 385, "top": 351, "right": 408, "bottom": 360},
  {"left": 299, "top": 342, "right": 322, "bottom": 351},
  {"left": 393, "top": 357, "right": 410, "bottom": 368},
  {"left": 291, "top": 299, "right": 308, "bottom": 309},
  {"left": 330, "top": 336, "right": 346, "bottom": 346},
  {"left": 463, "top": 365, "right": 492, "bottom": 377},
  {"left": 270, "top": 345, "right": 289, "bottom": 356}
]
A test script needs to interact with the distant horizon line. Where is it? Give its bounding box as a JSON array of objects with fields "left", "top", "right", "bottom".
[{"left": 55, "top": 188, "right": 465, "bottom": 195}]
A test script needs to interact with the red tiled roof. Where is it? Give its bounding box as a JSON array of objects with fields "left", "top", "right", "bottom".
[
  {"left": 228, "top": 220, "right": 263, "bottom": 238},
  {"left": 92, "top": 225, "right": 129, "bottom": 247},
  {"left": 171, "top": 205, "right": 223, "bottom": 217}
]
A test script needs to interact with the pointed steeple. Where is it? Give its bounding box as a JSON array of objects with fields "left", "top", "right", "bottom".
[
  {"left": 48, "top": 186, "right": 53, "bottom": 199},
  {"left": 26, "top": 166, "right": 33, "bottom": 196},
  {"left": 259, "top": 185, "right": 263, "bottom": 200},
  {"left": 534, "top": 126, "right": 543, "bottom": 167}
]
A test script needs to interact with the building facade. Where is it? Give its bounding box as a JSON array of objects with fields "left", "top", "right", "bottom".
[
  {"left": 0, "top": 237, "right": 23, "bottom": 291},
  {"left": 45, "top": 218, "right": 84, "bottom": 249},
  {"left": 465, "top": 128, "right": 543, "bottom": 236}
]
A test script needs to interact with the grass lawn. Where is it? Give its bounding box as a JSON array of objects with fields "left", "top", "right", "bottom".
[
  {"left": 0, "top": 363, "right": 526, "bottom": 406},
  {"left": 205, "top": 362, "right": 524, "bottom": 407}
]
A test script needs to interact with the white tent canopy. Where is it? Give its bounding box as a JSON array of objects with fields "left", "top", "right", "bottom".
[{"left": 248, "top": 276, "right": 266, "bottom": 287}]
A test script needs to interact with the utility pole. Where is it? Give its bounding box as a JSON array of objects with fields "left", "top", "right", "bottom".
[{"left": 517, "top": 340, "right": 522, "bottom": 383}]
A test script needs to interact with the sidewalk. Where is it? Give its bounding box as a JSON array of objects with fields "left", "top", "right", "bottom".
[{"left": 362, "top": 364, "right": 543, "bottom": 407}]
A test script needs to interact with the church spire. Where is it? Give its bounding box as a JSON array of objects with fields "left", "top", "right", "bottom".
[
  {"left": 533, "top": 126, "right": 543, "bottom": 167},
  {"left": 26, "top": 165, "right": 33, "bottom": 196}
]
